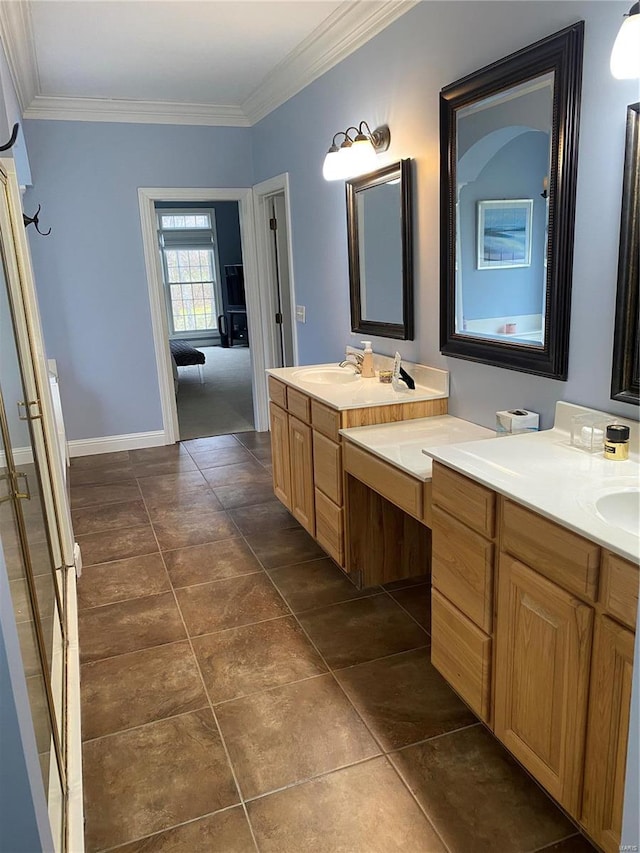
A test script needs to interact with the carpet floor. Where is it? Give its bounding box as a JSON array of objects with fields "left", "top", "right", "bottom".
[{"left": 175, "top": 345, "right": 254, "bottom": 440}]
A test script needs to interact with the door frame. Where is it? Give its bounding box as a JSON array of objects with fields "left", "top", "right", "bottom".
[
  {"left": 252, "top": 173, "right": 299, "bottom": 367},
  {"left": 138, "top": 186, "right": 269, "bottom": 443}
]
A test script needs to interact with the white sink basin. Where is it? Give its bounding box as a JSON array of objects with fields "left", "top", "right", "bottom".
[
  {"left": 595, "top": 488, "right": 639, "bottom": 536},
  {"left": 293, "top": 367, "right": 360, "bottom": 385}
]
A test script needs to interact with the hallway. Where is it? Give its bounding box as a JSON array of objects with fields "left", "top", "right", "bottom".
[{"left": 73, "top": 435, "right": 595, "bottom": 852}]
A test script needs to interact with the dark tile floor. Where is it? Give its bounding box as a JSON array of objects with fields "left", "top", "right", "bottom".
[{"left": 75, "top": 432, "right": 597, "bottom": 852}]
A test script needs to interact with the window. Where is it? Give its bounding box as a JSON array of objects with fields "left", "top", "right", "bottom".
[{"left": 157, "top": 208, "right": 221, "bottom": 336}]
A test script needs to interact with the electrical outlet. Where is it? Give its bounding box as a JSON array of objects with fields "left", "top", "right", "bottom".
[{"left": 296, "top": 305, "right": 306, "bottom": 323}]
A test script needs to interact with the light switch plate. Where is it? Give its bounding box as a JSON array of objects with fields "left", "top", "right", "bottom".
[{"left": 296, "top": 305, "right": 306, "bottom": 323}]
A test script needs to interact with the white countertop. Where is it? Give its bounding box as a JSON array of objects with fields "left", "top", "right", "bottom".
[
  {"left": 424, "top": 402, "right": 640, "bottom": 563},
  {"left": 266, "top": 360, "right": 448, "bottom": 411},
  {"left": 340, "top": 415, "right": 496, "bottom": 481}
]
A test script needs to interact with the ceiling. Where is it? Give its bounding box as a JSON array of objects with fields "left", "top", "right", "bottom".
[{"left": 0, "top": 0, "right": 417, "bottom": 126}]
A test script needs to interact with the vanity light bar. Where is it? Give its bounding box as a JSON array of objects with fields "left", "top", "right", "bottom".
[{"left": 322, "top": 122, "right": 391, "bottom": 181}]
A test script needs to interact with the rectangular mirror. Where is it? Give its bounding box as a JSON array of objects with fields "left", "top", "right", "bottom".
[
  {"left": 346, "top": 159, "right": 413, "bottom": 340},
  {"left": 440, "top": 23, "right": 584, "bottom": 379},
  {"left": 611, "top": 102, "right": 639, "bottom": 406}
]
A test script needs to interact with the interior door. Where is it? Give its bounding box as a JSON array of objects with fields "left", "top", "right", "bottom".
[{"left": 269, "top": 194, "right": 294, "bottom": 367}]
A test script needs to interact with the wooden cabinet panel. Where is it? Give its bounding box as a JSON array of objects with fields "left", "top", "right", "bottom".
[
  {"left": 268, "top": 376, "right": 287, "bottom": 408},
  {"left": 423, "top": 482, "right": 433, "bottom": 529},
  {"left": 494, "top": 555, "right": 594, "bottom": 817},
  {"left": 341, "top": 397, "right": 448, "bottom": 428},
  {"left": 315, "top": 489, "right": 344, "bottom": 566},
  {"left": 582, "top": 616, "right": 635, "bottom": 853},
  {"left": 431, "top": 463, "right": 495, "bottom": 537},
  {"left": 431, "top": 588, "right": 492, "bottom": 722},
  {"left": 288, "top": 415, "right": 315, "bottom": 535},
  {"left": 269, "top": 402, "right": 291, "bottom": 511},
  {"left": 432, "top": 506, "right": 494, "bottom": 633},
  {"left": 287, "top": 388, "right": 311, "bottom": 423},
  {"left": 311, "top": 400, "right": 341, "bottom": 442},
  {"left": 313, "top": 432, "right": 342, "bottom": 505},
  {"left": 344, "top": 442, "right": 422, "bottom": 520},
  {"left": 502, "top": 500, "right": 599, "bottom": 602},
  {"left": 599, "top": 551, "right": 639, "bottom": 630}
]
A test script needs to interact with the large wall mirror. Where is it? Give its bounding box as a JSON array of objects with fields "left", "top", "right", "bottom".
[
  {"left": 440, "top": 23, "right": 584, "bottom": 379},
  {"left": 346, "top": 159, "right": 413, "bottom": 340},
  {"left": 611, "top": 102, "right": 639, "bottom": 406}
]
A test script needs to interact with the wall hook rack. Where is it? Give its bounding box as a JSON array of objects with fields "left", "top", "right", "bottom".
[
  {"left": 23, "top": 205, "right": 51, "bottom": 236},
  {"left": 0, "top": 123, "right": 19, "bottom": 152}
]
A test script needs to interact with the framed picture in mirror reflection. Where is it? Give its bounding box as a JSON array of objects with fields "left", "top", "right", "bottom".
[{"left": 477, "top": 199, "right": 533, "bottom": 270}]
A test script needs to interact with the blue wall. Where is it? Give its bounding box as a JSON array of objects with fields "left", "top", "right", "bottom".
[
  {"left": 22, "top": 121, "right": 253, "bottom": 440},
  {"left": 459, "top": 131, "right": 549, "bottom": 322}
]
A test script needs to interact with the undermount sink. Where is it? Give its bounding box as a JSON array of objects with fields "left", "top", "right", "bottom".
[
  {"left": 594, "top": 488, "right": 639, "bottom": 536},
  {"left": 293, "top": 366, "right": 360, "bottom": 385}
]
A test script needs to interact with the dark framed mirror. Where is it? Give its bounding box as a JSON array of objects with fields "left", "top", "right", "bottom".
[
  {"left": 440, "top": 22, "right": 584, "bottom": 379},
  {"left": 611, "top": 102, "right": 639, "bottom": 406},
  {"left": 346, "top": 159, "right": 413, "bottom": 340}
]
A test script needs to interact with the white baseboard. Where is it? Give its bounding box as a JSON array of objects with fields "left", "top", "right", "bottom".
[{"left": 67, "top": 430, "right": 168, "bottom": 458}]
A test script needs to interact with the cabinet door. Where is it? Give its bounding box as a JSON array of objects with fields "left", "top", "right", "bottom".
[
  {"left": 494, "top": 555, "right": 593, "bottom": 817},
  {"left": 582, "top": 616, "right": 635, "bottom": 853},
  {"left": 269, "top": 402, "right": 291, "bottom": 511},
  {"left": 288, "top": 415, "right": 315, "bottom": 535}
]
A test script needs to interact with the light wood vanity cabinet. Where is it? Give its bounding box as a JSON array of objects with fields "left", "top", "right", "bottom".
[
  {"left": 269, "top": 401, "right": 291, "bottom": 510},
  {"left": 288, "top": 415, "right": 315, "bottom": 535},
  {"left": 430, "top": 460, "right": 638, "bottom": 849}
]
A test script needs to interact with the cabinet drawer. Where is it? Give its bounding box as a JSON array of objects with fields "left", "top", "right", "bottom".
[
  {"left": 311, "top": 400, "right": 341, "bottom": 442},
  {"left": 313, "top": 432, "right": 342, "bottom": 505},
  {"left": 344, "top": 442, "right": 422, "bottom": 520},
  {"left": 431, "top": 588, "right": 492, "bottom": 722},
  {"left": 315, "top": 489, "right": 344, "bottom": 567},
  {"left": 432, "top": 506, "right": 494, "bottom": 633},
  {"left": 502, "top": 500, "right": 599, "bottom": 601},
  {"left": 432, "top": 463, "right": 495, "bottom": 537},
  {"left": 268, "top": 376, "right": 287, "bottom": 408},
  {"left": 287, "top": 388, "right": 311, "bottom": 423},
  {"left": 599, "top": 551, "right": 639, "bottom": 630}
]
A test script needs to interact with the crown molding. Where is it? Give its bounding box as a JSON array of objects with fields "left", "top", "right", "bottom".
[
  {"left": 22, "top": 95, "right": 250, "bottom": 126},
  {"left": 0, "top": 0, "right": 39, "bottom": 111},
  {"left": 242, "top": 0, "right": 419, "bottom": 125}
]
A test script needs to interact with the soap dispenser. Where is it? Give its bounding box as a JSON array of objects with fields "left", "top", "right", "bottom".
[{"left": 360, "top": 341, "right": 375, "bottom": 378}]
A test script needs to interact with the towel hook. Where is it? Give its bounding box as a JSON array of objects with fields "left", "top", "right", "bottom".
[{"left": 23, "top": 204, "right": 52, "bottom": 236}]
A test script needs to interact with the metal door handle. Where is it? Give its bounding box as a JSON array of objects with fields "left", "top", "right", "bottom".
[{"left": 15, "top": 471, "right": 31, "bottom": 500}]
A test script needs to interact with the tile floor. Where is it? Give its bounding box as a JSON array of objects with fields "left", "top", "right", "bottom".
[{"left": 75, "top": 432, "right": 597, "bottom": 852}]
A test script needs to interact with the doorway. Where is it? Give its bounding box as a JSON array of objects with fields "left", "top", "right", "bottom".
[{"left": 139, "top": 187, "right": 270, "bottom": 444}]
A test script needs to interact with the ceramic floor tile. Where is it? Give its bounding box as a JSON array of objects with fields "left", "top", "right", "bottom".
[
  {"left": 388, "top": 584, "right": 432, "bottom": 632},
  {"left": 245, "top": 527, "right": 325, "bottom": 569},
  {"left": 216, "top": 673, "right": 380, "bottom": 799},
  {"left": 175, "top": 573, "right": 289, "bottom": 637},
  {"left": 112, "top": 807, "right": 256, "bottom": 852},
  {"left": 269, "top": 557, "right": 378, "bottom": 612},
  {"left": 389, "top": 725, "right": 576, "bottom": 853},
  {"left": 246, "top": 445, "right": 272, "bottom": 463},
  {"left": 383, "top": 573, "right": 431, "bottom": 591},
  {"left": 228, "top": 501, "right": 300, "bottom": 536},
  {"left": 129, "top": 445, "right": 190, "bottom": 464},
  {"left": 72, "top": 499, "right": 149, "bottom": 536},
  {"left": 70, "top": 462, "right": 136, "bottom": 488},
  {"left": 77, "top": 553, "right": 170, "bottom": 610},
  {"left": 211, "top": 481, "right": 278, "bottom": 510},
  {"left": 233, "top": 430, "right": 272, "bottom": 449},
  {"left": 163, "top": 538, "right": 262, "bottom": 588},
  {"left": 143, "top": 487, "right": 223, "bottom": 520},
  {"left": 183, "top": 434, "right": 241, "bottom": 453},
  {"left": 70, "top": 481, "right": 142, "bottom": 509},
  {"left": 151, "top": 506, "right": 238, "bottom": 551},
  {"left": 83, "top": 709, "right": 239, "bottom": 851},
  {"left": 78, "top": 592, "right": 186, "bottom": 663},
  {"left": 535, "top": 837, "right": 598, "bottom": 852},
  {"left": 189, "top": 445, "right": 255, "bottom": 470},
  {"left": 247, "top": 756, "right": 445, "bottom": 853},
  {"left": 335, "top": 648, "right": 476, "bottom": 751},
  {"left": 81, "top": 641, "right": 207, "bottom": 740},
  {"left": 193, "top": 615, "right": 327, "bottom": 704},
  {"left": 298, "top": 594, "right": 429, "bottom": 669},
  {"left": 70, "top": 451, "right": 131, "bottom": 470},
  {"left": 202, "top": 461, "right": 272, "bottom": 488},
  {"left": 77, "top": 524, "right": 158, "bottom": 567},
  {"left": 136, "top": 470, "right": 208, "bottom": 501},
  {"left": 132, "top": 455, "right": 198, "bottom": 479}
]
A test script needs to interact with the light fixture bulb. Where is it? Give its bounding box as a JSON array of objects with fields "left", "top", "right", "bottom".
[
  {"left": 611, "top": 3, "right": 640, "bottom": 79},
  {"left": 322, "top": 147, "right": 343, "bottom": 181},
  {"left": 349, "top": 136, "right": 377, "bottom": 176}
]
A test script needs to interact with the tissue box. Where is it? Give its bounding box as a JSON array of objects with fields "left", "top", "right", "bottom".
[{"left": 496, "top": 409, "right": 540, "bottom": 436}]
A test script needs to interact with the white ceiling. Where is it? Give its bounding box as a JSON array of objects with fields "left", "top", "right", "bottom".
[{"left": 0, "top": 0, "right": 418, "bottom": 126}]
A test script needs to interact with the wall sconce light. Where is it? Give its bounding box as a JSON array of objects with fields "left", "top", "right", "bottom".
[
  {"left": 322, "top": 121, "right": 391, "bottom": 181},
  {"left": 611, "top": 2, "right": 640, "bottom": 79}
]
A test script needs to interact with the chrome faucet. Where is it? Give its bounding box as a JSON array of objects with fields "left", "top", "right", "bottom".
[{"left": 339, "top": 352, "right": 363, "bottom": 373}]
